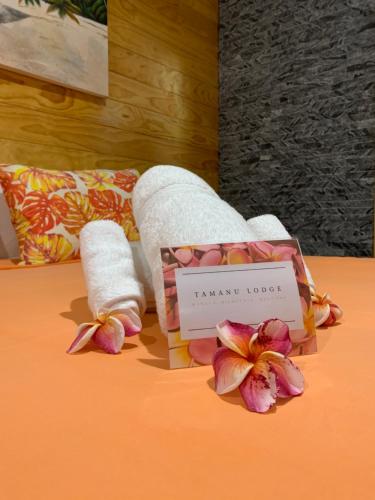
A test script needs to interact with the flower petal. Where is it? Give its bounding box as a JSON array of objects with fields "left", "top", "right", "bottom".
[
  {"left": 175, "top": 248, "right": 193, "bottom": 265},
  {"left": 67, "top": 323, "right": 100, "bottom": 354},
  {"left": 264, "top": 354, "right": 304, "bottom": 398},
  {"left": 188, "top": 337, "right": 218, "bottom": 365},
  {"left": 168, "top": 331, "right": 191, "bottom": 369},
  {"left": 313, "top": 302, "right": 331, "bottom": 327},
  {"left": 330, "top": 303, "right": 343, "bottom": 322},
  {"left": 272, "top": 245, "right": 297, "bottom": 261},
  {"left": 213, "top": 347, "right": 253, "bottom": 394},
  {"left": 187, "top": 256, "right": 201, "bottom": 267},
  {"left": 227, "top": 248, "right": 252, "bottom": 264},
  {"left": 248, "top": 241, "right": 274, "bottom": 261},
  {"left": 114, "top": 311, "right": 142, "bottom": 337},
  {"left": 256, "top": 319, "right": 292, "bottom": 356},
  {"left": 216, "top": 319, "right": 255, "bottom": 357},
  {"left": 323, "top": 304, "right": 343, "bottom": 326},
  {"left": 199, "top": 249, "right": 222, "bottom": 266},
  {"left": 92, "top": 317, "right": 125, "bottom": 354},
  {"left": 169, "top": 344, "right": 192, "bottom": 369},
  {"left": 239, "top": 360, "right": 277, "bottom": 413}
]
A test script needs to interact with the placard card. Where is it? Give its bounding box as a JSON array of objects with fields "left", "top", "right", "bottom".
[
  {"left": 161, "top": 240, "right": 317, "bottom": 369},
  {"left": 176, "top": 261, "right": 304, "bottom": 340}
]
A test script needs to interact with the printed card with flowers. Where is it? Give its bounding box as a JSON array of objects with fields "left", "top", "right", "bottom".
[{"left": 161, "top": 240, "right": 317, "bottom": 369}]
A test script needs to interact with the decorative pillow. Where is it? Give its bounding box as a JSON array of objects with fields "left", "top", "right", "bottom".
[{"left": 0, "top": 165, "right": 140, "bottom": 265}]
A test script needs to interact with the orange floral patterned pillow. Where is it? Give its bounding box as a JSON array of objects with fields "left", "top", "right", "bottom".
[{"left": 0, "top": 165, "right": 140, "bottom": 265}]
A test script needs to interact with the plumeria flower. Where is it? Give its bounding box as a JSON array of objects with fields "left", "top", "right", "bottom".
[
  {"left": 226, "top": 247, "right": 252, "bottom": 264},
  {"left": 213, "top": 319, "right": 304, "bottom": 413},
  {"left": 310, "top": 287, "right": 343, "bottom": 327},
  {"left": 168, "top": 332, "right": 218, "bottom": 368},
  {"left": 248, "top": 241, "right": 297, "bottom": 262},
  {"left": 172, "top": 245, "right": 222, "bottom": 267},
  {"left": 220, "top": 243, "right": 253, "bottom": 265},
  {"left": 67, "top": 309, "right": 142, "bottom": 354}
]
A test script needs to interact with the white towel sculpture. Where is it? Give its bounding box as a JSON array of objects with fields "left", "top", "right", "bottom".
[
  {"left": 132, "top": 165, "right": 258, "bottom": 334},
  {"left": 67, "top": 169, "right": 315, "bottom": 351}
]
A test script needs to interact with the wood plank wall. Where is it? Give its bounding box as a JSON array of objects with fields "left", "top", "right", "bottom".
[{"left": 0, "top": 0, "right": 219, "bottom": 188}]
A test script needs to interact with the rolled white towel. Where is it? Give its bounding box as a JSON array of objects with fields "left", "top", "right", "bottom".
[
  {"left": 80, "top": 220, "right": 146, "bottom": 317},
  {"left": 133, "top": 165, "right": 258, "bottom": 334},
  {"left": 247, "top": 214, "right": 314, "bottom": 287},
  {"left": 67, "top": 220, "right": 145, "bottom": 354}
]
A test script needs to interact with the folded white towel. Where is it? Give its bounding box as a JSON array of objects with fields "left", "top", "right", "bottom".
[
  {"left": 133, "top": 165, "right": 258, "bottom": 334},
  {"left": 132, "top": 164, "right": 214, "bottom": 224},
  {"left": 80, "top": 220, "right": 146, "bottom": 320},
  {"left": 247, "top": 214, "right": 314, "bottom": 287}
]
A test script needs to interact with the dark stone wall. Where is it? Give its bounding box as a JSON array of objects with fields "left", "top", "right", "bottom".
[{"left": 219, "top": 0, "right": 375, "bottom": 256}]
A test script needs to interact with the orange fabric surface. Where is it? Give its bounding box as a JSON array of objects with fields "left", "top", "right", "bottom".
[
  {"left": 0, "top": 257, "right": 374, "bottom": 500},
  {"left": 0, "top": 258, "right": 78, "bottom": 270},
  {"left": 0, "top": 258, "right": 17, "bottom": 269}
]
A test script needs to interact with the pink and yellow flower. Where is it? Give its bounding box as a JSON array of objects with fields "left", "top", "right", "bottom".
[
  {"left": 213, "top": 319, "right": 304, "bottom": 413},
  {"left": 310, "top": 287, "right": 343, "bottom": 327},
  {"left": 226, "top": 247, "right": 252, "bottom": 264},
  {"left": 248, "top": 241, "right": 297, "bottom": 262},
  {"left": 168, "top": 332, "right": 218, "bottom": 369},
  {"left": 172, "top": 245, "right": 222, "bottom": 267},
  {"left": 67, "top": 309, "right": 141, "bottom": 354}
]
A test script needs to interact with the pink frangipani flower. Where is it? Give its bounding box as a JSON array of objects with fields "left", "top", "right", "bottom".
[
  {"left": 249, "top": 241, "right": 297, "bottom": 262},
  {"left": 310, "top": 287, "right": 343, "bottom": 327},
  {"left": 227, "top": 248, "right": 252, "bottom": 264},
  {"left": 213, "top": 319, "right": 304, "bottom": 413},
  {"left": 172, "top": 246, "right": 222, "bottom": 267},
  {"left": 199, "top": 249, "right": 222, "bottom": 266},
  {"left": 67, "top": 309, "right": 142, "bottom": 354}
]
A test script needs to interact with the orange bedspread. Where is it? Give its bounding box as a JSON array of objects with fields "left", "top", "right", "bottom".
[{"left": 1, "top": 257, "right": 374, "bottom": 500}]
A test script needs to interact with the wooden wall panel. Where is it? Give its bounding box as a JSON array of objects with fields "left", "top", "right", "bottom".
[{"left": 0, "top": 0, "right": 218, "bottom": 188}]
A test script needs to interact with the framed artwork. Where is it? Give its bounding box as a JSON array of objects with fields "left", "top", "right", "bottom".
[{"left": 0, "top": 0, "right": 108, "bottom": 96}]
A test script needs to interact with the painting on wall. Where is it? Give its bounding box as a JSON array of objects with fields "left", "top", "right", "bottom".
[{"left": 0, "top": 0, "right": 108, "bottom": 96}]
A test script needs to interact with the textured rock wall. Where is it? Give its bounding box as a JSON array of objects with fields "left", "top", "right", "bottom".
[{"left": 219, "top": 0, "right": 375, "bottom": 256}]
